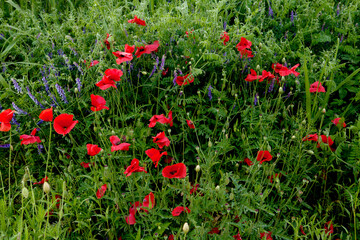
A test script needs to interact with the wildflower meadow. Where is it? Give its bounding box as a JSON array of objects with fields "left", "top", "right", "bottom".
[{"left": 0, "top": 0, "right": 360, "bottom": 239}]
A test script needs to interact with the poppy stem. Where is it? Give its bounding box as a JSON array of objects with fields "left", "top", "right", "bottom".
[
  {"left": 45, "top": 123, "right": 52, "bottom": 177},
  {"left": 8, "top": 129, "right": 12, "bottom": 206}
]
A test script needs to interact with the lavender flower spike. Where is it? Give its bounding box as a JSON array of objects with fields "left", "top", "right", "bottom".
[
  {"left": 76, "top": 78, "right": 82, "bottom": 93},
  {"left": 208, "top": 85, "right": 213, "bottom": 101},
  {"left": 290, "top": 11, "right": 295, "bottom": 23},
  {"left": 254, "top": 93, "right": 258, "bottom": 106},
  {"left": 55, "top": 84, "right": 68, "bottom": 103},
  {"left": 11, "top": 78, "right": 22, "bottom": 93},
  {"left": 269, "top": 6, "right": 274, "bottom": 18},
  {"left": 173, "top": 70, "right": 178, "bottom": 86},
  {"left": 160, "top": 55, "right": 166, "bottom": 71},
  {"left": 0, "top": 144, "right": 10, "bottom": 148},
  {"left": 26, "top": 87, "right": 44, "bottom": 108},
  {"left": 12, "top": 102, "right": 27, "bottom": 115}
]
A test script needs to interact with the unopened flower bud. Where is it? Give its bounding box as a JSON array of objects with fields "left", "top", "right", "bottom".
[
  {"left": 195, "top": 165, "right": 201, "bottom": 172},
  {"left": 301, "top": 119, "right": 306, "bottom": 125},
  {"left": 322, "top": 108, "right": 326, "bottom": 114},
  {"left": 43, "top": 182, "right": 51, "bottom": 194},
  {"left": 22, "top": 187, "right": 29, "bottom": 198},
  {"left": 259, "top": 43, "right": 262, "bottom": 48},
  {"left": 282, "top": 58, "right": 286, "bottom": 63},
  {"left": 307, "top": 150, "right": 314, "bottom": 155},
  {"left": 141, "top": 71, "right": 147, "bottom": 75},
  {"left": 279, "top": 87, "right": 284, "bottom": 94},
  {"left": 208, "top": 139, "right": 213, "bottom": 148},
  {"left": 111, "top": 130, "right": 115, "bottom": 135},
  {"left": 291, "top": 135, "right": 296, "bottom": 139},
  {"left": 256, "top": 65, "right": 260, "bottom": 71},
  {"left": 215, "top": 185, "right": 220, "bottom": 191},
  {"left": 182, "top": 223, "right": 189, "bottom": 234},
  {"left": 167, "top": 129, "right": 171, "bottom": 134},
  {"left": 74, "top": 88, "right": 79, "bottom": 93},
  {"left": 195, "top": 146, "right": 200, "bottom": 151}
]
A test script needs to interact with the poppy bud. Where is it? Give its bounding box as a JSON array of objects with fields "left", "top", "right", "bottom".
[
  {"left": 141, "top": 71, "right": 147, "bottom": 75},
  {"left": 74, "top": 88, "right": 78, "bottom": 93},
  {"left": 235, "top": 93, "right": 238, "bottom": 99},
  {"left": 43, "top": 182, "right": 51, "bottom": 194},
  {"left": 301, "top": 119, "right": 306, "bottom": 125},
  {"left": 235, "top": 163, "right": 239, "bottom": 168},
  {"left": 291, "top": 135, "right": 296, "bottom": 139},
  {"left": 195, "top": 146, "right": 200, "bottom": 151},
  {"left": 93, "top": 126, "right": 97, "bottom": 132},
  {"left": 256, "top": 65, "right": 260, "bottom": 71},
  {"left": 229, "top": 192, "right": 234, "bottom": 200},
  {"left": 279, "top": 87, "right": 284, "bottom": 94},
  {"left": 208, "top": 139, "right": 213, "bottom": 148},
  {"left": 111, "top": 130, "right": 115, "bottom": 135},
  {"left": 281, "top": 76, "right": 286, "bottom": 82},
  {"left": 22, "top": 187, "right": 29, "bottom": 198},
  {"left": 282, "top": 58, "right": 286, "bottom": 63},
  {"left": 195, "top": 165, "right": 201, "bottom": 172},
  {"left": 167, "top": 129, "right": 171, "bottom": 134},
  {"left": 307, "top": 150, "right": 314, "bottom": 155},
  {"left": 322, "top": 108, "right": 326, "bottom": 114},
  {"left": 267, "top": 145, "right": 272, "bottom": 152},
  {"left": 197, "top": 90, "right": 201, "bottom": 95},
  {"left": 183, "top": 223, "right": 189, "bottom": 234},
  {"left": 295, "top": 79, "right": 300, "bottom": 85},
  {"left": 259, "top": 42, "right": 262, "bottom": 48},
  {"left": 215, "top": 185, "right": 220, "bottom": 191}
]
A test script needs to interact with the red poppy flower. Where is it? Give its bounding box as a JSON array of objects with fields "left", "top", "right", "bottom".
[
  {"left": 53, "top": 114, "right": 78, "bottom": 136},
  {"left": 135, "top": 41, "right": 160, "bottom": 58},
  {"left": 302, "top": 133, "right": 318, "bottom": 142},
  {"left": 142, "top": 192, "right": 155, "bottom": 211},
  {"left": 269, "top": 173, "right": 282, "bottom": 183},
  {"left": 220, "top": 32, "right": 229, "bottom": 45},
  {"left": 164, "top": 156, "right": 173, "bottom": 164},
  {"left": 260, "top": 231, "right": 273, "bottom": 240},
  {"left": 233, "top": 232, "right": 242, "bottom": 240},
  {"left": 256, "top": 150, "right": 272, "bottom": 164},
  {"left": 125, "top": 44, "right": 135, "bottom": 53},
  {"left": 300, "top": 225, "right": 306, "bottom": 235},
  {"left": 87, "top": 144, "right": 102, "bottom": 156},
  {"left": 90, "top": 94, "right": 109, "bottom": 112},
  {"left": 80, "top": 162, "right": 94, "bottom": 168},
  {"left": 109, "top": 135, "right": 131, "bottom": 152},
  {"left": 171, "top": 206, "right": 191, "bottom": 216},
  {"left": 245, "top": 69, "right": 262, "bottom": 82},
  {"left": 208, "top": 227, "right": 220, "bottom": 235},
  {"left": 104, "top": 33, "right": 111, "bottom": 50},
  {"left": 175, "top": 74, "right": 194, "bottom": 86},
  {"left": 84, "top": 60, "right": 99, "bottom": 68},
  {"left": 186, "top": 120, "right": 195, "bottom": 129},
  {"left": 112, "top": 51, "right": 133, "bottom": 65},
  {"left": 278, "top": 64, "right": 300, "bottom": 77},
  {"left": 332, "top": 118, "right": 346, "bottom": 127},
  {"left": 20, "top": 128, "right": 41, "bottom": 145},
  {"left": 185, "top": 30, "right": 194, "bottom": 38},
  {"left": 153, "top": 132, "right": 170, "bottom": 149},
  {"left": 128, "top": 15, "right": 146, "bottom": 26},
  {"left": 162, "top": 163, "right": 187, "bottom": 179},
  {"left": 125, "top": 207, "right": 137, "bottom": 225},
  {"left": 39, "top": 107, "right": 53, "bottom": 122},
  {"left": 105, "top": 69, "right": 123, "bottom": 82},
  {"left": 168, "top": 235, "right": 174, "bottom": 240},
  {"left": 124, "top": 158, "right": 147, "bottom": 177},
  {"left": 324, "top": 221, "right": 334, "bottom": 235},
  {"left": 317, "top": 135, "right": 335, "bottom": 151},
  {"left": 243, "top": 157, "right": 253, "bottom": 166},
  {"left": 96, "top": 184, "right": 107, "bottom": 199},
  {"left": 309, "top": 81, "right": 325, "bottom": 93},
  {"left": 96, "top": 76, "right": 117, "bottom": 90},
  {"left": 33, "top": 176, "right": 48, "bottom": 185},
  {"left": 190, "top": 183, "right": 200, "bottom": 195},
  {"left": 259, "top": 70, "right": 275, "bottom": 82},
  {"left": 239, "top": 49, "right": 254, "bottom": 58},
  {"left": 0, "top": 109, "right": 15, "bottom": 132},
  {"left": 162, "top": 67, "right": 169, "bottom": 76},
  {"left": 236, "top": 37, "right": 252, "bottom": 51},
  {"left": 272, "top": 63, "right": 284, "bottom": 73},
  {"left": 149, "top": 111, "right": 172, "bottom": 127},
  {"left": 145, "top": 148, "right": 167, "bottom": 167},
  {"left": 55, "top": 194, "right": 61, "bottom": 208},
  {"left": 45, "top": 210, "right": 54, "bottom": 216}
]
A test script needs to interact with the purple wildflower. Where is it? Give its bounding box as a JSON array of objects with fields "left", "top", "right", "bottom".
[
  {"left": 52, "top": 42, "right": 55, "bottom": 49},
  {"left": 73, "top": 62, "right": 83, "bottom": 75},
  {"left": 178, "top": 69, "right": 183, "bottom": 75},
  {"left": 0, "top": 144, "right": 10, "bottom": 148},
  {"left": 37, "top": 144, "right": 44, "bottom": 155},
  {"left": 37, "top": 120, "right": 44, "bottom": 125},
  {"left": 36, "top": 33, "right": 41, "bottom": 39},
  {"left": 291, "top": 11, "right": 295, "bottom": 23},
  {"left": 12, "top": 102, "right": 27, "bottom": 115},
  {"left": 336, "top": 4, "right": 340, "bottom": 16},
  {"left": 208, "top": 85, "right": 213, "bottom": 101},
  {"left": 41, "top": 77, "right": 50, "bottom": 93},
  {"left": 160, "top": 55, "right": 166, "bottom": 71},
  {"left": 149, "top": 58, "right": 158, "bottom": 78},
  {"left": 2, "top": 63, "right": 6, "bottom": 73},
  {"left": 173, "top": 70, "right": 178, "bottom": 86},
  {"left": 268, "top": 79, "right": 275, "bottom": 92},
  {"left": 340, "top": 34, "right": 344, "bottom": 43},
  {"left": 223, "top": 21, "right": 227, "bottom": 31},
  {"left": 11, "top": 113, "right": 20, "bottom": 129},
  {"left": 83, "top": 27, "right": 86, "bottom": 34},
  {"left": 58, "top": 49, "right": 64, "bottom": 56},
  {"left": 11, "top": 78, "right": 22, "bottom": 93},
  {"left": 0, "top": 33, "right": 4, "bottom": 40},
  {"left": 55, "top": 84, "right": 68, "bottom": 103},
  {"left": 0, "top": 102, "right": 2, "bottom": 110},
  {"left": 70, "top": 47, "right": 78, "bottom": 56},
  {"left": 124, "top": 28, "right": 128, "bottom": 37},
  {"left": 254, "top": 93, "right": 258, "bottom": 106},
  {"left": 26, "top": 87, "right": 44, "bottom": 108},
  {"left": 232, "top": 104, "right": 236, "bottom": 110},
  {"left": 76, "top": 78, "right": 82, "bottom": 93},
  {"left": 269, "top": 5, "right": 274, "bottom": 18}
]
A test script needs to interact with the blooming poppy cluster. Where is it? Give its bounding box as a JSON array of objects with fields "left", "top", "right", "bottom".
[
  {"left": 236, "top": 37, "right": 254, "bottom": 58},
  {"left": 125, "top": 192, "right": 155, "bottom": 225},
  {"left": 302, "top": 131, "right": 336, "bottom": 152}
]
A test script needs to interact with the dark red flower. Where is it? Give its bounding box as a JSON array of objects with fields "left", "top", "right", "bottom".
[
  {"left": 0, "top": 109, "right": 14, "bottom": 132},
  {"left": 260, "top": 231, "right": 273, "bottom": 240},
  {"left": 269, "top": 173, "right": 282, "bottom": 183},
  {"left": 80, "top": 162, "right": 94, "bottom": 168},
  {"left": 236, "top": 37, "right": 252, "bottom": 51},
  {"left": 53, "top": 114, "right": 78, "bottom": 136},
  {"left": 149, "top": 111, "right": 172, "bottom": 128},
  {"left": 39, "top": 107, "right": 53, "bottom": 122},
  {"left": 162, "top": 163, "right": 187, "bottom": 179},
  {"left": 96, "top": 184, "right": 107, "bottom": 199},
  {"left": 164, "top": 156, "right": 173, "bottom": 164},
  {"left": 171, "top": 206, "right": 191, "bottom": 216},
  {"left": 239, "top": 49, "right": 254, "bottom": 58},
  {"left": 302, "top": 133, "right": 318, "bottom": 142},
  {"left": 317, "top": 135, "right": 335, "bottom": 151},
  {"left": 243, "top": 157, "right": 253, "bottom": 166},
  {"left": 259, "top": 70, "right": 275, "bottom": 82},
  {"left": 176, "top": 74, "right": 194, "bottom": 86},
  {"left": 162, "top": 67, "right": 169, "bottom": 76},
  {"left": 124, "top": 159, "right": 147, "bottom": 177},
  {"left": 153, "top": 132, "right": 170, "bottom": 149},
  {"left": 168, "top": 235, "right": 174, "bottom": 240},
  {"left": 87, "top": 144, "right": 102, "bottom": 156},
  {"left": 84, "top": 60, "right": 99, "bottom": 68},
  {"left": 128, "top": 15, "right": 146, "bottom": 26},
  {"left": 90, "top": 94, "right": 109, "bottom": 112},
  {"left": 256, "top": 150, "right": 272, "bottom": 164},
  {"left": 309, "top": 81, "right": 325, "bottom": 93},
  {"left": 245, "top": 69, "right": 262, "bottom": 82},
  {"left": 332, "top": 118, "right": 346, "bottom": 127},
  {"left": 186, "top": 120, "right": 195, "bottom": 129},
  {"left": 33, "top": 176, "right": 48, "bottom": 185},
  {"left": 55, "top": 194, "right": 61, "bottom": 208},
  {"left": 190, "top": 183, "right": 200, "bottom": 195},
  {"left": 233, "top": 232, "right": 242, "bottom": 240},
  {"left": 125, "top": 44, "right": 135, "bottom": 53},
  {"left": 278, "top": 64, "right": 300, "bottom": 77},
  {"left": 20, "top": 128, "right": 41, "bottom": 145},
  {"left": 104, "top": 33, "right": 111, "bottom": 50},
  {"left": 112, "top": 51, "right": 133, "bottom": 65},
  {"left": 145, "top": 148, "right": 167, "bottom": 167},
  {"left": 208, "top": 227, "right": 220, "bottom": 235},
  {"left": 324, "top": 221, "right": 334, "bottom": 235},
  {"left": 110, "top": 135, "right": 131, "bottom": 152},
  {"left": 220, "top": 32, "right": 229, "bottom": 45},
  {"left": 135, "top": 41, "right": 160, "bottom": 58},
  {"left": 300, "top": 225, "right": 306, "bottom": 235},
  {"left": 272, "top": 63, "right": 284, "bottom": 73}
]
